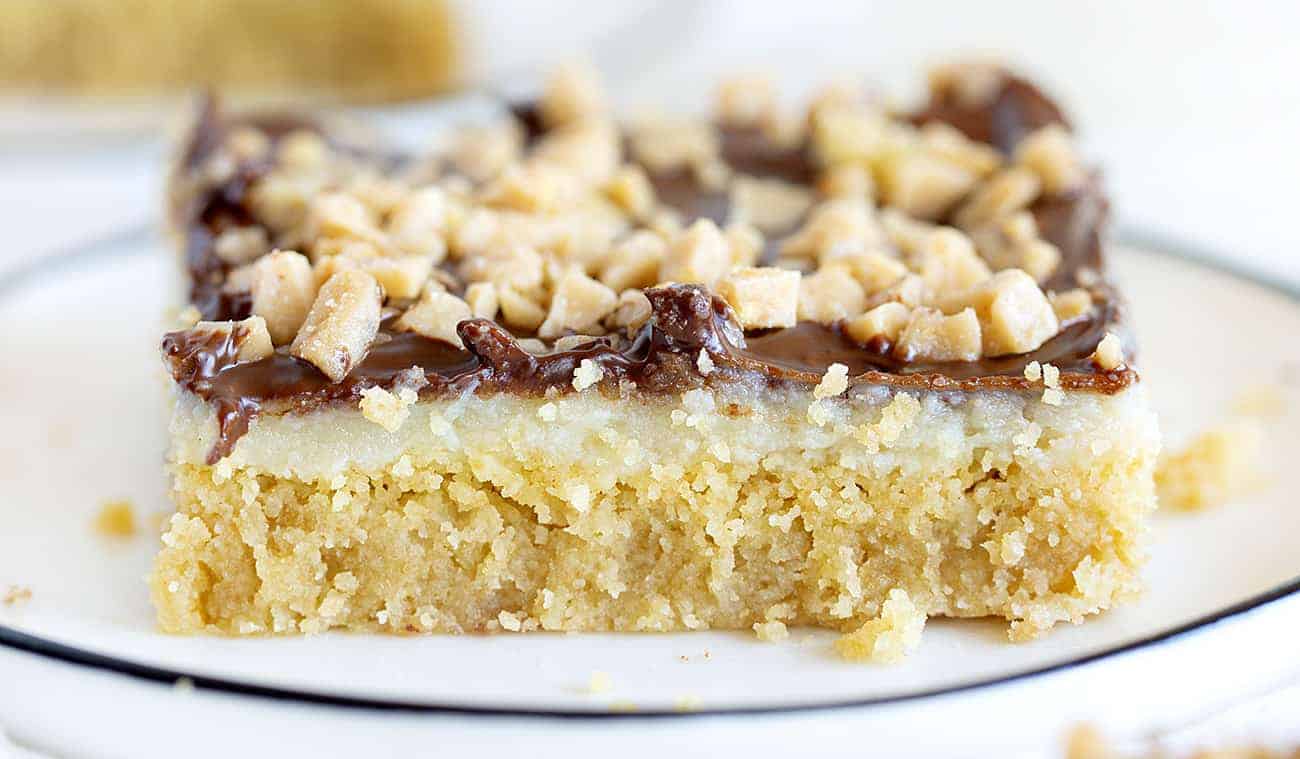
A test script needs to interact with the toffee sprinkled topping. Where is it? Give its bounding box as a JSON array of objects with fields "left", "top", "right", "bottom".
[{"left": 165, "top": 63, "right": 1138, "bottom": 461}]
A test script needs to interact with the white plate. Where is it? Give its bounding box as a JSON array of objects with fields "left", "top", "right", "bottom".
[{"left": 1, "top": 231, "right": 1298, "bottom": 733}]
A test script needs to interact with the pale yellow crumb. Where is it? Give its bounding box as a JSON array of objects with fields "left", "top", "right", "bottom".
[
  {"left": 572, "top": 358, "right": 603, "bottom": 391},
  {"left": 1063, "top": 721, "right": 1299, "bottom": 759},
  {"left": 1042, "top": 362, "right": 1061, "bottom": 389},
  {"left": 149, "top": 511, "right": 169, "bottom": 534},
  {"left": 1232, "top": 383, "right": 1287, "bottom": 419},
  {"left": 1157, "top": 419, "right": 1266, "bottom": 511},
  {"left": 1024, "top": 360, "right": 1042, "bottom": 382},
  {"left": 93, "top": 499, "right": 138, "bottom": 538},
  {"left": 807, "top": 399, "right": 833, "bottom": 426},
  {"left": 696, "top": 349, "right": 715, "bottom": 375},
  {"left": 359, "top": 387, "right": 418, "bottom": 432},
  {"left": 1063, "top": 724, "right": 1111, "bottom": 759},
  {"left": 673, "top": 694, "right": 702, "bottom": 712},
  {"left": 1042, "top": 388, "right": 1065, "bottom": 406},
  {"left": 833, "top": 588, "right": 927, "bottom": 663},
  {"left": 2, "top": 586, "right": 32, "bottom": 606},
  {"left": 497, "top": 610, "right": 523, "bottom": 631},
  {"left": 586, "top": 670, "right": 612, "bottom": 694},
  {"left": 813, "top": 362, "right": 849, "bottom": 399},
  {"left": 753, "top": 620, "right": 790, "bottom": 641},
  {"left": 428, "top": 410, "right": 451, "bottom": 435},
  {"left": 173, "top": 304, "right": 202, "bottom": 329}
]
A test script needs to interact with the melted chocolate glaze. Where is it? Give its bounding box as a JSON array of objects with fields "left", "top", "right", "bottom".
[
  {"left": 910, "top": 74, "right": 1069, "bottom": 153},
  {"left": 166, "top": 283, "right": 1132, "bottom": 462},
  {"left": 178, "top": 95, "right": 395, "bottom": 321},
  {"left": 168, "top": 77, "right": 1137, "bottom": 462},
  {"left": 654, "top": 125, "right": 813, "bottom": 212},
  {"left": 178, "top": 96, "right": 289, "bottom": 321}
]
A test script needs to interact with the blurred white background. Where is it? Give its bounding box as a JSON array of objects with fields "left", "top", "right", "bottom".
[{"left": 3, "top": 0, "right": 1296, "bottom": 287}]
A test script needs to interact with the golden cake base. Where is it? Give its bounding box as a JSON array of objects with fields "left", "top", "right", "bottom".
[{"left": 152, "top": 384, "right": 1158, "bottom": 642}]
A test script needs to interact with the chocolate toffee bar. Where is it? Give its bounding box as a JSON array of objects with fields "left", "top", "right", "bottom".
[{"left": 152, "top": 62, "right": 1157, "bottom": 642}]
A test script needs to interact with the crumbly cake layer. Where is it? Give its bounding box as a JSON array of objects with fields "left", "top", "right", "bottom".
[{"left": 152, "top": 383, "right": 1158, "bottom": 640}]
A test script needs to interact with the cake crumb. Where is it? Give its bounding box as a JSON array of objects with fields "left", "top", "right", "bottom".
[
  {"left": 428, "top": 410, "right": 451, "bottom": 436},
  {"left": 807, "top": 400, "right": 833, "bottom": 426},
  {"left": 359, "top": 387, "right": 417, "bottom": 432},
  {"left": 696, "top": 349, "right": 715, "bottom": 375},
  {"left": 572, "top": 358, "right": 604, "bottom": 391},
  {"left": 333, "top": 571, "right": 359, "bottom": 592},
  {"left": 673, "top": 694, "right": 702, "bottom": 712},
  {"left": 1232, "top": 383, "right": 1287, "bottom": 418},
  {"left": 834, "top": 588, "right": 927, "bottom": 663},
  {"left": 175, "top": 304, "right": 202, "bottom": 329},
  {"left": 497, "top": 610, "right": 523, "bottom": 631},
  {"left": 1157, "top": 419, "right": 1265, "bottom": 511},
  {"left": 586, "top": 670, "right": 612, "bottom": 694},
  {"left": 537, "top": 402, "right": 558, "bottom": 421},
  {"left": 1063, "top": 724, "right": 1110, "bottom": 759},
  {"left": 813, "top": 362, "right": 850, "bottom": 399},
  {"left": 753, "top": 620, "right": 789, "bottom": 641},
  {"left": 2, "top": 586, "right": 32, "bottom": 606},
  {"left": 1028, "top": 360, "right": 1063, "bottom": 404},
  {"left": 1061, "top": 723, "right": 1299, "bottom": 759},
  {"left": 93, "top": 499, "right": 138, "bottom": 538}
]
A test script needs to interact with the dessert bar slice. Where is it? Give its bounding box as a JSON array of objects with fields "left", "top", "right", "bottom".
[{"left": 152, "top": 63, "right": 1158, "bottom": 642}]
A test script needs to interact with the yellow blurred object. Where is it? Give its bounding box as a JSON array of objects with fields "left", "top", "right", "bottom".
[{"left": 0, "top": 0, "right": 459, "bottom": 103}]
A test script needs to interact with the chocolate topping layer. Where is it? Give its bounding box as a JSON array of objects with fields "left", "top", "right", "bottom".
[
  {"left": 165, "top": 282, "right": 1130, "bottom": 462},
  {"left": 910, "top": 74, "right": 1069, "bottom": 153},
  {"left": 166, "top": 75, "right": 1137, "bottom": 461}
]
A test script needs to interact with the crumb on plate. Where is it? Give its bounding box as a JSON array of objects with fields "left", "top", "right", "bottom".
[
  {"left": 1232, "top": 383, "right": 1287, "bottom": 418},
  {"left": 1157, "top": 419, "right": 1265, "bottom": 511},
  {"left": 673, "top": 694, "right": 702, "bottom": 712},
  {"left": 2, "top": 586, "right": 32, "bottom": 606},
  {"left": 834, "top": 588, "right": 927, "bottom": 663},
  {"left": 94, "top": 499, "right": 138, "bottom": 538}
]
